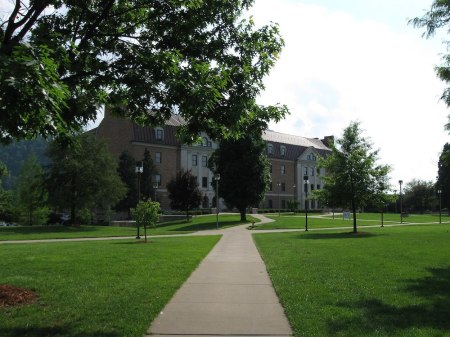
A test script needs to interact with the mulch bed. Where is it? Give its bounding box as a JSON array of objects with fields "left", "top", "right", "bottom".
[{"left": 0, "top": 284, "right": 37, "bottom": 307}]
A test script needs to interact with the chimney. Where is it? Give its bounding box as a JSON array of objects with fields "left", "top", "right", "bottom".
[{"left": 321, "top": 135, "right": 334, "bottom": 148}]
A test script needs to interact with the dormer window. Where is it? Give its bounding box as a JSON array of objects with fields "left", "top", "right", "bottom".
[
  {"left": 267, "top": 143, "right": 273, "bottom": 155},
  {"left": 155, "top": 128, "right": 164, "bottom": 141},
  {"left": 280, "top": 145, "right": 286, "bottom": 156}
]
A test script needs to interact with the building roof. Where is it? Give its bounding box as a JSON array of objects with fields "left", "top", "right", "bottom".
[{"left": 263, "top": 130, "right": 330, "bottom": 150}]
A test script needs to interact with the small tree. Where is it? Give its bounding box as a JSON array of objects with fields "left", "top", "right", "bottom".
[
  {"left": 316, "top": 121, "right": 391, "bottom": 233},
  {"left": 15, "top": 154, "right": 50, "bottom": 226},
  {"left": 287, "top": 200, "right": 299, "bottom": 214},
  {"left": 131, "top": 200, "right": 160, "bottom": 242},
  {"left": 166, "top": 170, "right": 202, "bottom": 221}
]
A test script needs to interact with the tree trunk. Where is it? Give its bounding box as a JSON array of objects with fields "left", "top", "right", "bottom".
[{"left": 240, "top": 208, "right": 246, "bottom": 222}]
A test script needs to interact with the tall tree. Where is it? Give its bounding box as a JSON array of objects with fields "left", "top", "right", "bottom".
[
  {"left": 208, "top": 131, "right": 270, "bottom": 221},
  {"left": 116, "top": 150, "right": 138, "bottom": 214},
  {"left": 140, "top": 149, "right": 157, "bottom": 200},
  {"left": 15, "top": 154, "right": 50, "bottom": 226},
  {"left": 46, "top": 134, "right": 126, "bottom": 223},
  {"left": 404, "top": 179, "right": 436, "bottom": 214},
  {"left": 436, "top": 143, "right": 450, "bottom": 213},
  {"left": 412, "top": 2, "right": 450, "bottom": 131},
  {"left": 0, "top": 1, "right": 287, "bottom": 143},
  {"left": 166, "top": 170, "right": 202, "bottom": 220},
  {"left": 316, "top": 122, "right": 391, "bottom": 233}
]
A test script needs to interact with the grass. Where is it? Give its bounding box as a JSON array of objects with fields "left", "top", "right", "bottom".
[
  {"left": 0, "top": 236, "right": 220, "bottom": 337},
  {"left": 254, "top": 225, "right": 450, "bottom": 337},
  {"left": 253, "top": 213, "right": 450, "bottom": 230},
  {"left": 0, "top": 214, "right": 255, "bottom": 241}
]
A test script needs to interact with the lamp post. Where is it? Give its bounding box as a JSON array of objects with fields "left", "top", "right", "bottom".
[
  {"left": 135, "top": 162, "right": 143, "bottom": 239},
  {"left": 438, "top": 189, "right": 442, "bottom": 224},
  {"left": 304, "top": 175, "right": 309, "bottom": 231},
  {"left": 153, "top": 181, "right": 159, "bottom": 202},
  {"left": 399, "top": 180, "right": 403, "bottom": 224},
  {"left": 214, "top": 173, "right": 220, "bottom": 229},
  {"left": 277, "top": 182, "right": 281, "bottom": 216}
]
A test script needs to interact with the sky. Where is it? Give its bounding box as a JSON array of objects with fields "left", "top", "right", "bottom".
[
  {"left": 249, "top": 0, "right": 449, "bottom": 188},
  {"left": 1, "top": 0, "right": 448, "bottom": 188}
]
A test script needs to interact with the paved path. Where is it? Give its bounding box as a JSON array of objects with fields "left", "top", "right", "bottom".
[{"left": 146, "top": 214, "right": 292, "bottom": 337}]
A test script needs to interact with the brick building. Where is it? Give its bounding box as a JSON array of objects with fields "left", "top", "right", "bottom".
[{"left": 92, "top": 111, "right": 332, "bottom": 211}]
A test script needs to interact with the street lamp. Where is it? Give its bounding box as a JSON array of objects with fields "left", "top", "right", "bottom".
[
  {"left": 277, "top": 182, "right": 281, "bottom": 216},
  {"left": 399, "top": 180, "right": 403, "bottom": 224},
  {"left": 304, "top": 175, "right": 309, "bottom": 231},
  {"left": 153, "top": 181, "right": 159, "bottom": 202},
  {"left": 438, "top": 189, "right": 442, "bottom": 224},
  {"left": 135, "top": 162, "right": 143, "bottom": 239},
  {"left": 214, "top": 173, "right": 220, "bottom": 229}
]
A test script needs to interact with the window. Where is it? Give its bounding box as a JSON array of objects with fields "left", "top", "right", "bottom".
[
  {"left": 155, "top": 128, "right": 164, "bottom": 141},
  {"left": 155, "top": 152, "right": 161, "bottom": 164},
  {"left": 202, "top": 155, "right": 208, "bottom": 167},
  {"left": 202, "top": 177, "right": 208, "bottom": 188},
  {"left": 280, "top": 146, "right": 286, "bottom": 156},
  {"left": 192, "top": 154, "right": 198, "bottom": 166},
  {"left": 281, "top": 165, "right": 286, "bottom": 175},
  {"left": 310, "top": 167, "right": 315, "bottom": 176},
  {"left": 303, "top": 167, "right": 308, "bottom": 176},
  {"left": 307, "top": 154, "right": 311, "bottom": 160},
  {"left": 317, "top": 184, "right": 321, "bottom": 190},
  {"left": 154, "top": 174, "right": 161, "bottom": 185},
  {"left": 311, "top": 185, "right": 314, "bottom": 191},
  {"left": 281, "top": 182, "right": 286, "bottom": 192},
  {"left": 268, "top": 199, "right": 273, "bottom": 208},
  {"left": 267, "top": 143, "right": 273, "bottom": 155},
  {"left": 281, "top": 199, "right": 286, "bottom": 209}
]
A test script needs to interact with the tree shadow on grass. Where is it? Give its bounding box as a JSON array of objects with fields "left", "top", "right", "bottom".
[
  {"left": 0, "top": 325, "right": 121, "bottom": 337},
  {"left": 161, "top": 220, "right": 245, "bottom": 232},
  {"left": 327, "top": 267, "right": 450, "bottom": 335},
  {"left": 298, "top": 232, "right": 379, "bottom": 240}
]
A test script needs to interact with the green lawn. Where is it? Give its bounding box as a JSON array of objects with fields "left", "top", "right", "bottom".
[
  {"left": 254, "top": 213, "right": 450, "bottom": 230},
  {"left": 0, "top": 214, "right": 253, "bottom": 241},
  {"left": 254, "top": 225, "right": 450, "bottom": 337},
  {"left": 0, "top": 236, "right": 220, "bottom": 337}
]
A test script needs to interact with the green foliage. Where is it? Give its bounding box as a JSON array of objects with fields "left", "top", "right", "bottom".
[
  {"left": 411, "top": 1, "right": 450, "bottom": 130},
  {"left": 116, "top": 150, "right": 138, "bottom": 213},
  {"left": 0, "top": 138, "right": 49, "bottom": 189},
  {"left": 15, "top": 154, "right": 50, "bottom": 225},
  {"left": 46, "top": 134, "right": 126, "bottom": 223},
  {"left": 437, "top": 143, "right": 450, "bottom": 211},
  {"left": 316, "top": 121, "right": 391, "bottom": 232},
  {"left": 141, "top": 148, "right": 158, "bottom": 200},
  {"left": 208, "top": 130, "right": 270, "bottom": 221},
  {"left": 404, "top": 179, "right": 437, "bottom": 213},
  {"left": 0, "top": 1, "right": 287, "bottom": 143},
  {"left": 166, "top": 170, "right": 202, "bottom": 220},
  {"left": 132, "top": 200, "right": 161, "bottom": 234}
]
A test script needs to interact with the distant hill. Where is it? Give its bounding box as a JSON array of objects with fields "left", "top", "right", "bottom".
[{"left": 0, "top": 138, "right": 50, "bottom": 190}]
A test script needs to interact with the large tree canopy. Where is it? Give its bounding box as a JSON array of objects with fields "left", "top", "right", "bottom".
[
  {"left": 316, "top": 122, "right": 391, "bottom": 233},
  {"left": 208, "top": 129, "right": 270, "bottom": 221},
  {"left": 0, "top": 0, "right": 287, "bottom": 143},
  {"left": 411, "top": 0, "right": 450, "bottom": 130}
]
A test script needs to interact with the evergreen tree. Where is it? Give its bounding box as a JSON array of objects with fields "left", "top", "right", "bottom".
[
  {"left": 208, "top": 130, "right": 270, "bottom": 221},
  {"left": 437, "top": 143, "right": 450, "bottom": 213},
  {"left": 166, "top": 170, "right": 202, "bottom": 220},
  {"left": 15, "top": 154, "right": 50, "bottom": 225},
  {"left": 116, "top": 150, "right": 138, "bottom": 215},
  {"left": 316, "top": 122, "right": 391, "bottom": 233},
  {"left": 46, "top": 134, "right": 126, "bottom": 223},
  {"left": 141, "top": 149, "right": 157, "bottom": 201}
]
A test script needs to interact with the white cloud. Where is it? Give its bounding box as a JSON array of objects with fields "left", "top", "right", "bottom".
[{"left": 251, "top": 0, "right": 449, "bottom": 186}]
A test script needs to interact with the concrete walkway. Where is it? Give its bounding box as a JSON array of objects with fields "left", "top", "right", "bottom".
[{"left": 146, "top": 214, "right": 292, "bottom": 337}]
